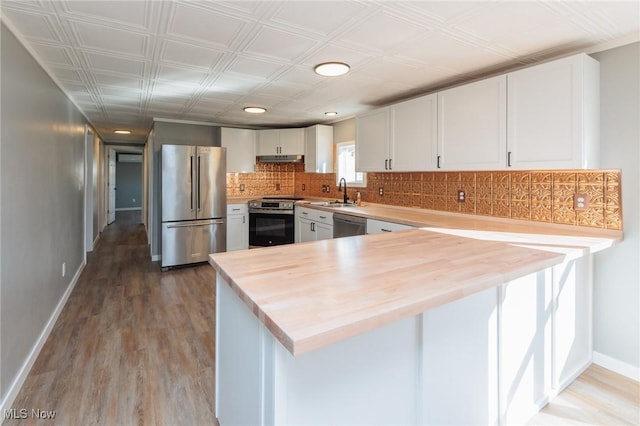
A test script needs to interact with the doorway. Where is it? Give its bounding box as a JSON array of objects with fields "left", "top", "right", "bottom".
[{"left": 104, "top": 145, "right": 144, "bottom": 227}]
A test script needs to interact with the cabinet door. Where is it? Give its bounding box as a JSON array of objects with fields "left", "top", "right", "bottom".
[
  {"left": 437, "top": 75, "right": 507, "bottom": 170},
  {"left": 221, "top": 127, "right": 256, "bottom": 173},
  {"left": 305, "top": 125, "right": 333, "bottom": 173},
  {"left": 356, "top": 107, "right": 390, "bottom": 172},
  {"left": 298, "top": 218, "right": 315, "bottom": 243},
  {"left": 256, "top": 129, "right": 280, "bottom": 155},
  {"left": 391, "top": 94, "right": 438, "bottom": 171},
  {"left": 227, "top": 213, "right": 248, "bottom": 251},
  {"left": 507, "top": 54, "right": 599, "bottom": 169},
  {"left": 315, "top": 222, "right": 333, "bottom": 241},
  {"left": 279, "top": 128, "right": 304, "bottom": 155}
]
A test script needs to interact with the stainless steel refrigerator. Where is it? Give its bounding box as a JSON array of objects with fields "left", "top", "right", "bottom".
[{"left": 161, "top": 145, "right": 226, "bottom": 269}]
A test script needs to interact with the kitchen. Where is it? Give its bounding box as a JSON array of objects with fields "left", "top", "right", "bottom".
[{"left": 1, "top": 1, "right": 639, "bottom": 425}]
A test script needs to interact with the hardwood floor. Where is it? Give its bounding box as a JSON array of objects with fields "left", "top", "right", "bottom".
[
  {"left": 527, "top": 364, "right": 639, "bottom": 425},
  {"left": 3, "top": 210, "right": 638, "bottom": 425},
  {"left": 3, "top": 211, "right": 218, "bottom": 425}
]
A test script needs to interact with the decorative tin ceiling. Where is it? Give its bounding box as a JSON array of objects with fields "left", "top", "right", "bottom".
[{"left": 1, "top": 1, "right": 638, "bottom": 143}]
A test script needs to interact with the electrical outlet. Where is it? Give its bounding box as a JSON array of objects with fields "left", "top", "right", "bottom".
[
  {"left": 62, "top": 262, "right": 66, "bottom": 278},
  {"left": 301, "top": 183, "right": 306, "bottom": 191},
  {"left": 574, "top": 193, "right": 590, "bottom": 211},
  {"left": 457, "top": 190, "right": 465, "bottom": 203},
  {"left": 379, "top": 187, "right": 384, "bottom": 196},
  {"left": 239, "top": 183, "right": 245, "bottom": 191},
  {"left": 132, "top": 198, "right": 136, "bottom": 203},
  {"left": 276, "top": 183, "right": 281, "bottom": 191}
]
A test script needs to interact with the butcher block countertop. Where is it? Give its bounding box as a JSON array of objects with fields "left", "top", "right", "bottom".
[{"left": 211, "top": 200, "right": 622, "bottom": 356}]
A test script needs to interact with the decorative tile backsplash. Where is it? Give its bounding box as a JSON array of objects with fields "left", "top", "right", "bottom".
[{"left": 227, "top": 164, "right": 623, "bottom": 230}]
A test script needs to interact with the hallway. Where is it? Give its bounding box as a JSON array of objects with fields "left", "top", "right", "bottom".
[{"left": 4, "top": 211, "right": 217, "bottom": 425}]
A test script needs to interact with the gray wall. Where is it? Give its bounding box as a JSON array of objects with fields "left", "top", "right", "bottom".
[
  {"left": 150, "top": 121, "right": 220, "bottom": 258},
  {"left": 333, "top": 118, "right": 356, "bottom": 144},
  {"left": 115, "top": 159, "right": 142, "bottom": 209},
  {"left": 591, "top": 42, "right": 639, "bottom": 370},
  {"left": 1, "top": 23, "right": 87, "bottom": 402}
]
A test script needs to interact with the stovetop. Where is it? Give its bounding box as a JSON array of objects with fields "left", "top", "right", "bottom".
[{"left": 249, "top": 197, "right": 303, "bottom": 210}]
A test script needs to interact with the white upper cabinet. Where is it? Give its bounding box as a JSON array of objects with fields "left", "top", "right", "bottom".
[
  {"left": 356, "top": 107, "right": 390, "bottom": 172},
  {"left": 305, "top": 125, "right": 334, "bottom": 173},
  {"left": 221, "top": 127, "right": 256, "bottom": 173},
  {"left": 506, "top": 53, "right": 599, "bottom": 169},
  {"left": 391, "top": 94, "right": 438, "bottom": 171},
  {"left": 356, "top": 95, "right": 438, "bottom": 172},
  {"left": 278, "top": 128, "right": 304, "bottom": 155},
  {"left": 256, "top": 128, "right": 304, "bottom": 156},
  {"left": 437, "top": 75, "right": 507, "bottom": 170}
]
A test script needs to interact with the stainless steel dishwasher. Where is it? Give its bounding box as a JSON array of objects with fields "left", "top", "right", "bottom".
[{"left": 333, "top": 213, "right": 367, "bottom": 238}]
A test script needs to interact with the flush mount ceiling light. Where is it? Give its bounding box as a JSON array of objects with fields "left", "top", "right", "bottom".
[
  {"left": 243, "top": 106, "right": 266, "bottom": 114},
  {"left": 314, "top": 62, "right": 350, "bottom": 77},
  {"left": 114, "top": 130, "right": 131, "bottom": 134},
  {"left": 324, "top": 111, "right": 338, "bottom": 116}
]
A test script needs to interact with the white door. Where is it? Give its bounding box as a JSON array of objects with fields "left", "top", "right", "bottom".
[
  {"left": 108, "top": 148, "right": 116, "bottom": 224},
  {"left": 84, "top": 127, "right": 94, "bottom": 253}
]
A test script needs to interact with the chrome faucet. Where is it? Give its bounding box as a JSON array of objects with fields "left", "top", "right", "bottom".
[{"left": 338, "top": 177, "right": 348, "bottom": 204}]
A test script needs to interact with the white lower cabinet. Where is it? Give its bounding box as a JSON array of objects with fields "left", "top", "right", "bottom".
[
  {"left": 295, "top": 207, "right": 333, "bottom": 243},
  {"left": 216, "top": 253, "right": 593, "bottom": 425},
  {"left": 367, "top": 218, "right": 414, "bottom": 234},
  {"left": 226, "top": 204, "right": 248, "bottom": 251}
]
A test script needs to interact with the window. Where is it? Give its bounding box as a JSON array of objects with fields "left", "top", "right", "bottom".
[{"left": 336, "top": 141, "right": 366, "bottom": 187}]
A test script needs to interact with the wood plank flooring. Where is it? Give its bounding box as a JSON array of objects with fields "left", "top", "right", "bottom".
[
  {"left": 3, "top": 210, "right": 638, "bottom": 425},
  {"left": 3, "top": 211, "right": 218, "bottom": 425}
]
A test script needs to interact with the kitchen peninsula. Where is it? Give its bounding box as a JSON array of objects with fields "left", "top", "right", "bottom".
[{"left": 209, "top": 206, "right": 621, "bottom": 425}]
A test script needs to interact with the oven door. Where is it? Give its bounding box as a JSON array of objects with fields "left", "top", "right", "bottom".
[{"left": 249, "top": 210, "right": 294, "bottom": 247}]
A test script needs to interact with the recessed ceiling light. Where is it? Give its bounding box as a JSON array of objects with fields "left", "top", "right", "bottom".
[
  {"left": 314, "top": 62, "right": 350, "bottom": 77},
  {"left": 324, "top": 111, "right": 338, "bottom": 116},
  {"left": 243, "top": 106, "right": 266, "bottom": 114},
  {"left": 114, "top": 130, "right": 131, "bottom": 134}
]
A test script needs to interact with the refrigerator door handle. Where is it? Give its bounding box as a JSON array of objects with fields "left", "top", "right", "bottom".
[
  {"left": 197, "top": 155, "right": 201, "bottom": 212},
  {"left": 166, "top": 220, "right": 225, "bottom": 228},
  {"left": 190, "top": 155, "right": 195, "bottom": 211}
]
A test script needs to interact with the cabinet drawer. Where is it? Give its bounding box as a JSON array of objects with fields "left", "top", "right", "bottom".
[
  {"left": 227, "top": 203, "right": 248, "bottom": 215},
  {"left": 296, "top": 207, "right": 333, "bottom": 225},
  {"left": 367, "top": 219, "right": 414, "bottom": 234}
]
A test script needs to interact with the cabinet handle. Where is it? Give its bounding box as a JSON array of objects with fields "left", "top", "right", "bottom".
[
  {"left": 507, "top": 151, "right": 512, "bottom": 167},
  {"left": 242, "top": 216, "right": 245, "bottom": 224},
  {"left": 311, "top": 222, "right": 315, "bottom": 232},
  {"left": 232, "top": 208, "right": 241, "bottom": 211},
  {"left": 389, "top": 158, "right": 392, "bottom": 170},
  {"left": 302, "top": 211, "right": 309, "bottom": 215},
  {"left": 381, "top": 228, "right": 392, "bottom": 232},
  {"left": 437, "top": 155, "right": 441, "bottom": 169},
  {"left": 385, "top": 159, "right": 388, "bottom": 170},
  {"left": 319, "top": 215, "right": 327, "bottom": 219}
]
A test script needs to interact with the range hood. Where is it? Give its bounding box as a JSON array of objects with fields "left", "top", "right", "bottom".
[{"left": 256, "top": 154, "right": 304, "bottom": 163}]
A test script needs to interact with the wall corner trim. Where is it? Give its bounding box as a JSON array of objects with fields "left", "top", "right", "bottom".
[
  {"left": 0, "top": 261, "right": 86, "bottom": 413},
  {"left": 593, "top": 351, "right": 640, "bottom": 382}
]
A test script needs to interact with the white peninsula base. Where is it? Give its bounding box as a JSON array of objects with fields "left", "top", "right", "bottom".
[{"left": 215, "top": 255, "right": 592, "bottom": 426}]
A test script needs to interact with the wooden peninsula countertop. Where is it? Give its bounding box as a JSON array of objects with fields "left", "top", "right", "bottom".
[{"left": 210, "top": 201, "right": 622, "bottom": 356}]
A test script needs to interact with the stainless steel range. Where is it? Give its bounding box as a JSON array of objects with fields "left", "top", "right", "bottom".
[{"left": 248, "top": 197, "right": 303, "bottom": 248}]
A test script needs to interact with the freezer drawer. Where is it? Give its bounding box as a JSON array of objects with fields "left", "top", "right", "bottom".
[{"left": 161, "top": 219, "right": 226, "bottom": 268}]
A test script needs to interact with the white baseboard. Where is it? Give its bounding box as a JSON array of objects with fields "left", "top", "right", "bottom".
[
  {"left": 593, "top": 351, "right": 640, "bottom": 381},
  {"left": 0, "top": 261, "right": 85, "bottom": 413},
  {"left": 152, "top": 254, "right": 161, "bottom": 261},
  {"left": 115, "top": 207, "right": 142, "bottom": 211},
  {"left": 93, "top": 233, "right": 100, "bottom": 247}
]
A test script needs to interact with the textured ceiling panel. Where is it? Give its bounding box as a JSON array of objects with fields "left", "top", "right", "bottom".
[{"left": 0, "top": 0, "right": 637, "bottom": 143}]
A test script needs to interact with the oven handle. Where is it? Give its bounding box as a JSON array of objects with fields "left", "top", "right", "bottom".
[{"left": 249, "top": 209, "right": 294, "bottom": 215}]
